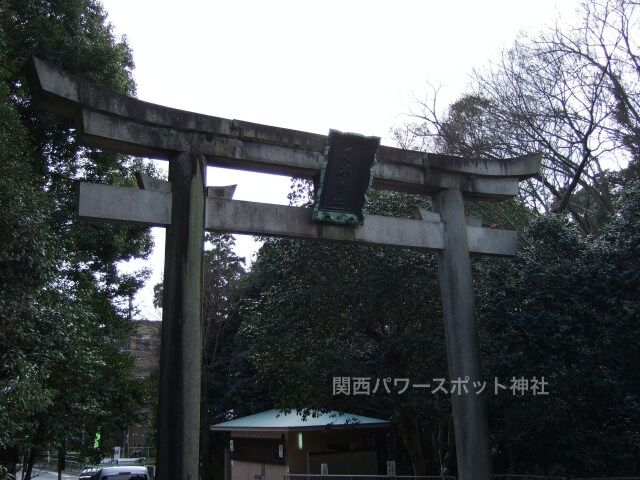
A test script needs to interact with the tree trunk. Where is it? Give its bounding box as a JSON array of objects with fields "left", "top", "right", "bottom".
[
  {"left": 422, "top": 418, "right": 434, "bottom": 474},
  {"left": 57, "top": 447, "right": 66, "bottom": 480},
  {"left": 23, "top": 447, "right": 37, "bottom": 480},
  {"left": 508, "top": 447, "right": 518, "bottom": 474},
  {"left": 438, "top": 413, "right": 455, "bottom": 475},
  {"left": 397, "top": 408, "right": 426, "bottom": 475}
]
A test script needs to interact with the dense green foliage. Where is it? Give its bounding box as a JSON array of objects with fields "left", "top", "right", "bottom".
[
  {"left": 201, "top": 234, "right": 268, "bottom": 423},
  {"left": 232, "top": 183, "right": 639, "bottom": 476},
  {"left": 221, "top": 1, "right": 640, "bottom": 477},
  {"left": 199, "top": 233, "right": 264, "bottom": 480},
  {"left": 478, "top": 207, "right": 640, "bottom": 475},
  {"left": 240, "top": 238, "right": 447, "bottom": 474},
  {"left": 0, "top": 0, "right": 154, "bottom": 477},
  {"left": 231, "top": 187, "right": 534, "bottom": 475}
]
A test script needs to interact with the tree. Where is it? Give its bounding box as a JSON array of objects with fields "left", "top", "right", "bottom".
[
  {"left": 548, "top": 0, "right": 640, "bottom": 161},
  {"left": 233, "top": 173, "right": 542, "bottom": 476},
  {"left": 476, "top": 213, "right": 639, "bottom": 476},
  {"left": 398, "top": 1, "right": 640, "bottom": 469},
  {"left": 153, "top": 232, "right": 258, "bottom": 425},
  {"left": 0, "top": 74, "right": 59, "bottom": 476},
  {"left": 200, "top": 233, "right": 248, "bottom": 480},
  {"left": 408, "top": 0, "right": 639, "bottom": 234},
  {"left": 236, "top": 183, "right": 464, "bottom": 475},
  {"left": 153, "top": 233, "right": 267, "bottom": 480},
  {"left": 0, "top": 0, "right": 155, "bottom": 477},
  {"left": 240, "top": 237, "right": 447, "bottom": 475}
]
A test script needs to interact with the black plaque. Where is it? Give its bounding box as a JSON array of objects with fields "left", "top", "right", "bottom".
[{"left": 312, "top": 129, "right": 380, "bottom": 225}]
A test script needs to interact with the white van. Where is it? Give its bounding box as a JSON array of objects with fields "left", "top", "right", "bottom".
[{"left": 93, "top": 465, "right": 149, "bottom": 479}]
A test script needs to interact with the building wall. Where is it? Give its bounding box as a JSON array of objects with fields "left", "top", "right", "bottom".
[
  {"left": 286, "top": 428, "right": 384, "bottom": 475},
  {"left": 229, "top": 434, "right": 285, "bottom": 466},
  {"left": 230, "top": 460, "right": 285, "bottom": 480},
  {"left": 130, "top": 320, "right": 161, "bottom": 379},
  {"left": 308, "top": 450, "right": 378, "bottom": 475},
  {"left": 120, "top": 320, "right": 161, "bottom": 456},
  {"left": 227, "top": 427, "right": 387, "bottom": 477}
]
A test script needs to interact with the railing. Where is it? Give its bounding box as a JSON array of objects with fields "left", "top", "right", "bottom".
[
  {"left": 36, "top": 458, "right": 83, "bottom": 472},
  {"left": 34, "top": 457, "right": 156, "bottom": 477},
  {"left": 285, "top": 475, "right": 457, "bottom": 480},
  {"left": 128, "top": 445, "right": 156, "bottom": 459},
  {"left": 494, "top": 476, "right": 567, "bottom": 480},
  {"left": 285, "top": 475, "right": 640, "bottom": 480},
  {"left": 28, "top": 464, "right": 640, "bottom": 480}
]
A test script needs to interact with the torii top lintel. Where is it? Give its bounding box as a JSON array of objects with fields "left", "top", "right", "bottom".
[{"left": 27, "top": 57, "right": 540, "bottom": 201}]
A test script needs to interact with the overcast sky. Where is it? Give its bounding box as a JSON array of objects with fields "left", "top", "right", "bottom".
[{"left": 100, "top": 0, "right": 581, "bottom": 319}]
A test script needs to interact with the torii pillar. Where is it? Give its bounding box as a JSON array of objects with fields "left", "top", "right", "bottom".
[
  {"left": 434, "top": 189, "right": 492, "bottom": 477},
  {"left": 28, "top": 57, "right": 542, "bottom": 480},
  {"left": 158, "top": 152, "right": 206, "bottom": 480}
]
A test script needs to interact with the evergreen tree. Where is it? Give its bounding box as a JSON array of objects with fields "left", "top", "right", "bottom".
[
  {"left": 0, "top": 1, "right": 156, "bottom": 477},
  {"left": 477, "top": 211, "right": 639, "bottom": 475}
]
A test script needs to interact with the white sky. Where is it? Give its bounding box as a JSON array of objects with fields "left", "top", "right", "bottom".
[{"left": 102, "top": 0, "right": 581, "bottom": 319}]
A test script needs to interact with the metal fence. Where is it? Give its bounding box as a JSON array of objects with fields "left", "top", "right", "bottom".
[
  {"left": 285, "top": 476, "right": 457, "bottom": 480},
  {"left": 36, "top": 457, "right": 83, "bottom": 472},
  {"left": 26, "top": 465, "right": 640, "bottom": 480},
  {"left": 285, "top": 475, "right": 640, "bottom": 480},
  {"left": 494, "top": 476, "right": 566, "bottom": 480},
  {"left": 127, "top": 445, "right": 155, "bottom": 459}
]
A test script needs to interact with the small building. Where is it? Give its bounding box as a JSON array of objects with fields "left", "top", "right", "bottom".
[
  {"left": 119, "top": 320, "right": 161, "bottom": 458},
  {"left": 211, "top": 409, "right": 391, "bottom": 480},
  {"left": 127, "top": 320, "right": 162, "bottom": 380}
]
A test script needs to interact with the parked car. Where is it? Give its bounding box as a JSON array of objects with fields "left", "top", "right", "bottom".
[
  {"left": 92, "top": 466, "right": 149, "bottom": 479},
  {"left": 113, "top": 458, "right": 146, "bottom": 466},
  {"left": 79, "top": 466, "right": 99, "bottom": 480}
]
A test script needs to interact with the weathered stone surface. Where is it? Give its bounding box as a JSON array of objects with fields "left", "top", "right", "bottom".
[
  {"left": 206, "top": 196, "right": 447, "bottom": 251},
  {"left": 28, "top": 57, "right": 542, "bottom": 201},
  {"left": 433, "top": 188, "right": 493, "bottom": 480},
  {"left": 157, "top": 152, "right": 205, "bottom": 480},
  {"left": 77, "top": 182, "right": 171, "bottom": 226},
  {"left": 468, "top": 226, "right": 518, "bottom": 256},
  {"left": 135, "top": 172, "right": 171, "bottom": 192},
  {"left": 77, "top": 182, "right": 518, "bottom": 256},
  {"left": 206, "top": 185, "right": 236, "bottom": 199},
  {"left": 423, "top": 151, "right": 542, "bottom": 179}
]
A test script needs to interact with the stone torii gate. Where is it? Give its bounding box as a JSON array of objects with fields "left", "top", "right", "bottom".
[{"left": 28, "top": 57, "right": 540, "bottom": 480}]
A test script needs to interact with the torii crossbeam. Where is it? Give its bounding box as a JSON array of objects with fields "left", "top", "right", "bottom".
[{"left": 28, "top": 57, "right": 540, "bottom": 480}]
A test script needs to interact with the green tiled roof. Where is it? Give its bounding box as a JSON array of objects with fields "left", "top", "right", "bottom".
[{"left": 210, "top": 409, "right": 390, "bottom": 431}]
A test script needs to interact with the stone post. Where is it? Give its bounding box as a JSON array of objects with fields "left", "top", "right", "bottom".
[
  {"left": 433, "top": 188, "right": 493, "bottom": 480},
  {"left": 157, "top": 152, "right": 206, "bottom": 480}
]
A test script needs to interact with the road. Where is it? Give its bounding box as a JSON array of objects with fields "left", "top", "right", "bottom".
[{"left": 25, "top": 468, "right": 78, "bottom": 479}]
